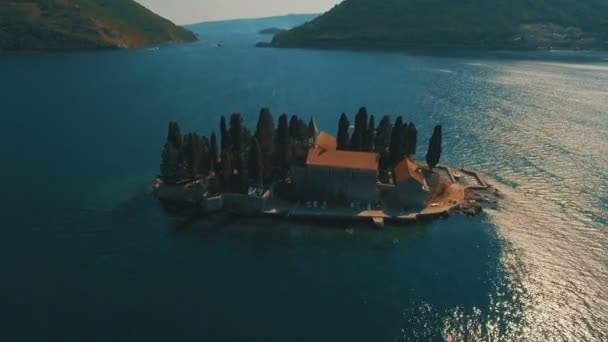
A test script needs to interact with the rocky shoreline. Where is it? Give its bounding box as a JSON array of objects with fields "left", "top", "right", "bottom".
[{"left": 154, "top": 165, "right": 499, "bottom": 228}]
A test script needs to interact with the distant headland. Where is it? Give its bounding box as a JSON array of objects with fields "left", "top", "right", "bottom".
[
  {"left": 259, "top": 27, "right": 286, "bottom": 35},
  {"left": 0, "top": 0, "right": 197, "bottom": 51},
  {"left": 154, "top": 108, "right": 498, "bottom": 227},
  {"left": 269, "top": 0, "right": 608, "bottom": 51}
]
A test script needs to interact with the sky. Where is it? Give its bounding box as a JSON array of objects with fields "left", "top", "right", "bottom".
[{"left": 136, "top": 0, "right": 342, "bottom": 25}]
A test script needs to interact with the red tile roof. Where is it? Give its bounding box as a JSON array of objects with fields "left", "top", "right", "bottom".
[
  {"left": 315, "top": 131, "right": 337, "bottom": 150},
  {"left": 306, "top": 131, "right": 378, "bottom": 171},
  {"left": 394, "top": 159, "right": 426, "bottom": 185},
  {"left": 306, "top": 148, "right": 379, "bottom": 171}
]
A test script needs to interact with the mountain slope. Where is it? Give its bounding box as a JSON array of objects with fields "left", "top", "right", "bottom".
[
  {"left": 272, "top": 0, "right": 608, "bottom": 50},
  {"left": 0, "top": 0, "right": 197, "bottom": 51}
]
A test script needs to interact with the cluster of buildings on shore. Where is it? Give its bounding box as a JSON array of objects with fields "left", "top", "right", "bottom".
[{"left": 289, "top": 123, "right": 430, "bottom": 210}]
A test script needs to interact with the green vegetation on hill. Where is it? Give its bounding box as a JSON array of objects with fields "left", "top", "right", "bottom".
[
  {"left": 0, "top": 0, "right": 197, "bottom": 51},
  {"left": 272, "top": 0, "right": 608, "bottom": 50}
]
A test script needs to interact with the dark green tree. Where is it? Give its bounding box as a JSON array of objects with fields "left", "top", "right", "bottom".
[
  {"left": 275, "top": 114, "right": 291, "bottom": 177},
  {"left": 374, "top": 115, "right": 392, "bottom": 156},
  {"left": 188, "top": 133, "right": 203, "bottom": 178},
  {"left": 248, "top": 137, "right": 263, "bottom": 186},
  {"left": 364, "top": 114, "right": 376, "bottom": 151},
  {"left": 220, "top": 149, "right": 232, "bottom": 192},
  {"left": 160, "top": 140, "right": 179, "bottom": 183},
  {"left": 350, "top": 107, "right": 368, "bottom": 151},
  {"left": 229, "top": 113, "right": 245, "bottom": 162},
  {"left": 167, "top": 121, "right": 182, "bottom": 149},
  {"left": 176, "top": 133, "right": 192, "bottom": 181},
  {"left": 220, "top": 116, "right": 229, "bottom": 151},
  {"left": 407, "top": 123, "right": 418, "bottom": 156},
  {"left": 229, "top": 113, "right": 246, "bottom": 190},
  {"left": 426, "top": 125, "right": 443, "bottom": 170},
  {"left": 210, "top": 132, "right": 219, "bottom": 174},
  {"left": 289, "top": 115, "right": 300, "bottom": 139},
  {"left": 401, "top": 121, "right": 410, "bottom": 158},
  {"left": 199, "top": 135, "right": 211, "bottom": 176},
  {"left": 389, "top": 116, "right": 405, "bottom": 165},
  {"left": 160, "top": 121, "right": 183, "bottom": 183},
  {"left": 374, "top": 115, "right": 392, "bottom": 175},
  {"left": 288, "top": 115, "right": 309, "bottom": 165},
  {"left": 255, "top": 108, "right": 275, "bottom": 181},
  {"left": 237, "top": 153, "right": 249, "bottom": 194},
  {"left": 337, "top": 113, "right": 350, "bottom": 150}
]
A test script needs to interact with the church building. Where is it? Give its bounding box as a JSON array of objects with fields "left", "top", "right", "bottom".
[{"left": 290, "top": 131, "right": 380, "bottom": 203}]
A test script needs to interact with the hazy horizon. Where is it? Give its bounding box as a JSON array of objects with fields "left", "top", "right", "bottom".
[{"left": 136, "top": 0, "right": 341, "bottom": 25}]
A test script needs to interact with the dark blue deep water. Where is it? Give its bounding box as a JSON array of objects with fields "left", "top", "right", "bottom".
[{"left": 1, "top": 16, "right": 606, "bottom": 341}]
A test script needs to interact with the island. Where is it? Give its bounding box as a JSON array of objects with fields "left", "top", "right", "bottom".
[
  {"left": 153, "top": 108, "right": 498, "bottom": 228},
  {"left": 259, "top": 27, "right": 286, "bottom": 35},
  {"left": 0, "top": 0, "right": 197, "bottom": 51},
  {"left": 269, "top": 0, "right": 608, "bottom": 51}
]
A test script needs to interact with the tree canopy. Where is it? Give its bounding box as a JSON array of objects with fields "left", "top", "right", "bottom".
[
  {"left": 159, "top": 108, "right": 440, "bottom": 193},
  {"left": 272, "top": 0, "right": 608, "bottom": 50},
  {"left": 337, "top": 113, "right": 350, "bottom": 150},
  {"left": 426, "top": 125, "right": 443, "bottom": 170}
]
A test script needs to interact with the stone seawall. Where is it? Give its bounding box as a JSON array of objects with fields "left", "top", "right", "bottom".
[{"left": 155, "top": 185, "right": 265, "bottom": 215}]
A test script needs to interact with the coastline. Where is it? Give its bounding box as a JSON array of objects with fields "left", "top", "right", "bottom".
[{"left": 154, "top": 165, "right": 498, "bottom": 228}]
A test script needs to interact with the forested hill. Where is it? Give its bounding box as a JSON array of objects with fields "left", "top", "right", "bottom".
[
  {"left": 0, "top": 0, "right": 197, "bottom": 51},
  {"left": 272, "top": 0, "right": 608, "bottom": 50}
]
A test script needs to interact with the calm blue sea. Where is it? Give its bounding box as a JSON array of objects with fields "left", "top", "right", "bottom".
[{"left": 0, "top": 15, "right": 606, "bottom": 341}]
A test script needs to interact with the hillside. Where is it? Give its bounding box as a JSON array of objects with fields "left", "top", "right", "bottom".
[
  {"left": 272, "top": 0, "right": 608, "bottom": 50},
  {"left": 0, "top": 0, "right": 197, "bottom": 51}
]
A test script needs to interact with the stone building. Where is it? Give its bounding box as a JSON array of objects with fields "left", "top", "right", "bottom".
[
  {"left": 393, "top": 158, "right": 430, "bottom": 209},
  {"left": 290, "top": 131, "right": 380, "bottom": 203}
]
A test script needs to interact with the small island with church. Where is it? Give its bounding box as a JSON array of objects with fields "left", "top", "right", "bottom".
[{"left": 154, "top": 107, "right": 498, "bottom": 228}]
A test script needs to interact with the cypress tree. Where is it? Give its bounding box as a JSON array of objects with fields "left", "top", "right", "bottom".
[
  {"left": 364, "top": 114, "right": 376, "bottom": 152},
  {"left": 167, "top": 121, "right": 182, "bottom": 149},
  {"left": 407, "top": 123, "right": 418, "bottom": 156},
  {"left": 220, "top": 149, "right": 232, "bottom": 192},
  {"left": 189, "top": 133, "right": 203, "bottom": 179},
  {"left": 229, "top": 113, "right": 245, "bottom": 189},
  {"left": 176, "top": 133, "right": 191, "bottom": 181},
  {"left": 160, "top": 122, "right": 182, "bottom": 183},
  {"left": 293, "top": 118, "right": 310, "bottom": 164},
  {"left": 426, "top": 125, "right": 443, "bottom": 170},
  {"left": 402, "top": 121, "right": 410, "bottom": 158},
  {"left": 350, "top": 107, "right": 368, "bottom": 151},
  {"left": 229, "top": 113, "right": 244, "bottom": 161},
  {"left": 210, "top": 132, "right": 219, "bottom": 174},
  {"left": 374, "top": 115, "right": 392, "bottom": 156},
  {"left": 275, "top": 114, "right": 291, "bottom": 177},
  {"left": 237, "top": 153, "right": 249, "bottom": 194},
  {"left": 389, "top": 116, "right": 404, "bottom": 165},
  {"left": 199, "top": 135, "right": 211, "bottom": 177},
  {"left": 255, "top": 108, "right": 275, "bottom": 181},
  {"left": 220, "top": 116, "right": 229, "bottom": 151},
  {"left": 248, "top": 138, "right": 263, "bottom": 186},
  {"left": 160, "top": 140, "right": 179, "bottom": 184},
  {"left": 337, "top": 113, "right": 350, "bottom": 150},
  {"left": 289, "top": 115, "right": 300, "bottom": 139}
]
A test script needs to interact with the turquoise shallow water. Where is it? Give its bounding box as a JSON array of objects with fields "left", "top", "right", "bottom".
[{"left": 0, "top": 16, "right": 607, "bottom": 341}]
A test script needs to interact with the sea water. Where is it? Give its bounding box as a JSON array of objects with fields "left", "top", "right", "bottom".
[{"left": 0, "top": 16, "right": 606, "bottom": 341}]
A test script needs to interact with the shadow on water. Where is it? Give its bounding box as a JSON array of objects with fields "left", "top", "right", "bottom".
[{"left": 108, "top": 185, "right": 525, "bottom": 340}]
